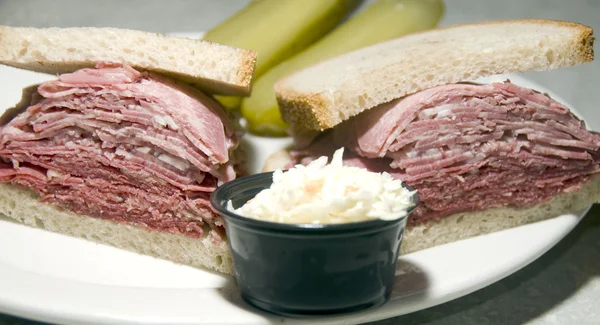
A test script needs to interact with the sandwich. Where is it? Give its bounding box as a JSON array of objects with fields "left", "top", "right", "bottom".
[
  {"left": 0, "top": 26, "right": 257, "bottom": 274},
  {"left": 268, "top": 20, "right": 600, "bottom": 254}
]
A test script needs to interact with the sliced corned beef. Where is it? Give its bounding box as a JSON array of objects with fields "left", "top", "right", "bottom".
[
  {"left": 0, "top": 62, "right": 241, "bottom": 239},
  {"left": 290, "top": 82, "right": 600, "bottom": 225}
]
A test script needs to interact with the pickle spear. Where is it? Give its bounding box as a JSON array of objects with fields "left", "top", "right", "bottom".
[
  {"left": 204, "top": 0, "right": 363, "bottom": 110},
  {"left": 241, "top": 0, "right": 445, "bottom": 136}
]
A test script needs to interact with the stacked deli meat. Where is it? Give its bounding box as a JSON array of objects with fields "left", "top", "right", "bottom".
[
  {"left": 0, "top": 62, "right": 240, "bottom": 241},
  {"left": 290, "top": 82, "right": 600, "bottom": 226}
]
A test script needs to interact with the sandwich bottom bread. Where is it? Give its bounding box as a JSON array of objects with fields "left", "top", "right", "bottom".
[
  {"left": 266, "top": 20, "right": 600, "bottom": 255},
  {"left": 0, "top": 182, "right": 233, "bottom": 272}
]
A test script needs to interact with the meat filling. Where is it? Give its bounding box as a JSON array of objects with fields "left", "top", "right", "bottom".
[
  {"left": 0, "top": 62, "right": 240, "bottom": 239},
  {"left": 290, "top": 82, "right": 600, "bottom": 226}
]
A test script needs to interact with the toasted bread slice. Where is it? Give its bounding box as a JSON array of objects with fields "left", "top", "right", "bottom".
[
  {"left": 0, "top": 26, "right": 257, "bottom": 96},
  {"left": 275, "top": 20, "right": 594, "bottom": 131}
]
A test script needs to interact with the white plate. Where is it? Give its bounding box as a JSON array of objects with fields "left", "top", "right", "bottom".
[{"left": 0, "top": 43, "right": 591, "bottom": 324}]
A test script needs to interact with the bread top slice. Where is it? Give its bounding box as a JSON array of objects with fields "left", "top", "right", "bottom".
[
  {"left": 0, "top": 26, "right": 257, "bottom": 96},
  {"left": 275, "top": 19, "right": 594, "bottom": 131}
]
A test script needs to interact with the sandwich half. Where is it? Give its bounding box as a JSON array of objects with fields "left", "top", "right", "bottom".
[
  {"left": 0, "top": 26, "right": 257, "bottom": 274},
  {"left": 269, "top": 20, "right": 600, "bottom": 254}
]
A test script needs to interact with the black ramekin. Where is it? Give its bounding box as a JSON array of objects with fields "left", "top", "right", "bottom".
[{"left": 210, "top": 172, "right": 419, "bottom": 316}]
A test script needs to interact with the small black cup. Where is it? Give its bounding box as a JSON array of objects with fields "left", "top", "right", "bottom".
[{"left": 210, "top": 172, "right": 419, "bottom": 316}]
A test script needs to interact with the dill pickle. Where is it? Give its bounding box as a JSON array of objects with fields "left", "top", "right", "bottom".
[
  {"left": 203, "top": 0, "right": 362, "bottom": 110},
  {"left": 241, "top": 0, "right": 445, "bottom": 136}
]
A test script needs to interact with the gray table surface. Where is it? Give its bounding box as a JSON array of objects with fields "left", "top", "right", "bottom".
[{"left": 0, "top": 1, "right": 598, "bottom": 324}]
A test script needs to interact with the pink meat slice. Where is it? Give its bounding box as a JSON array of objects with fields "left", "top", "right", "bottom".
[
  {"left": 0, "top": 62, "right": 239, "bottom": 238},
  {"left": 290, "top": 82, "right": 600, "bottom": 225}
]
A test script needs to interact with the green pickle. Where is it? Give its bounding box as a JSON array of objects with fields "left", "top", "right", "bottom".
[
  {"left": 203, "top": 0, "right": 362, "bottom": 110},
  {"left": 241, "top": 0, "right": 445, "bottom": 136},
  {"left": 212, "top": 95, "right": 242, "bottom": 111}
]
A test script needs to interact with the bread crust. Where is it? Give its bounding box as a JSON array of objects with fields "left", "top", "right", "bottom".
[
  {"left": 0, "top": 26, "right": 257, "bottom": 96},
  {"left": 275, "top": 19, "right": 595, "bottom": 131}
]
